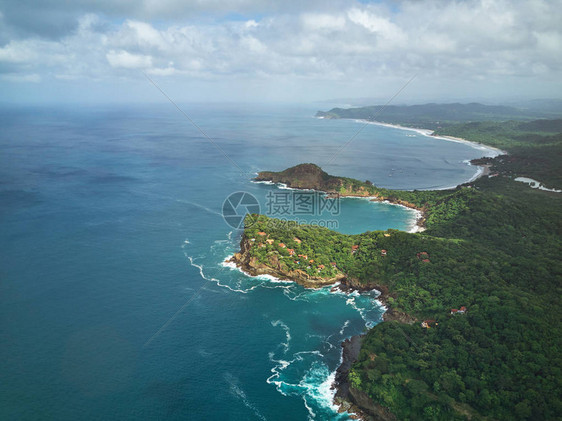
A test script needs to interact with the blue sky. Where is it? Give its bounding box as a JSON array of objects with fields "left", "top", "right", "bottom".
[{"left": 1, "top": 0, "right": 561, "bottom": 104}]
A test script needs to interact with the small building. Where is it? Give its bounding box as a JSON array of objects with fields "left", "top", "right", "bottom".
[
  {"left": 298, "top": 254, "right": 308, "bottom": 259},
  {"left": 278, "top": 243, "right": 286, "bottom": 248},
  {"left": 294, "top": 237, "right": 302, "bottom": 244},
  {"left": 318, "top": 264, "right": 325, "bottom": 270},
  {"left": 309, "top": 259, "right": 314, "bottom": 263},
  {"left": 381, "top": 249, "right": 387, "bottom": 256},
  {"left": 416, "top": 252, "right": 429, "bottom": 259},
  {"left": 266, "top": 239, "right": 274, "bottom": 245},
  {"left": 330, "top": 262, "right": 337, "bottom": 267},
  {"left": 451, "top": 306, "right": 467, "bottom": 315},
  {"left": 288, "top": 249, "right": 295, "bottom": 256},
  {"left": 422, "top": 258, "right": 430, "bottom": 263},
  {"left": 384, "top": 233, "right": 391, "bottom": 237},
  {"left": 258, "top": 232, "right": 267, "bottom": 236},
  {"left": 421, "top": 319, "right": 437, "bottom": 329},
  {"left": 351, "top": 245, "right": 359, "bottom": 254}
]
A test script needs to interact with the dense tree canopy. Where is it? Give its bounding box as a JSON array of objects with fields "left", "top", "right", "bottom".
[{"left": 242, "top": 119, "right": 562, "bottom": 420}]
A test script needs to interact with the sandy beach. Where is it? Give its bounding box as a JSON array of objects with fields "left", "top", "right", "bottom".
[{"left": 355, "top": 119, "right": 507, "bottom": 157}]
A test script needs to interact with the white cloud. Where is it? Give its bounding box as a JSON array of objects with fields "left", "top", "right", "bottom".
[
  {"left": 301, "top": 13, "right": 346, "bottom": 31},
  {"left": 347, "top": 7, "right": 406, "bottom": 45},
  {"left": 106, "top": 50, "right": 153, "bottom": 68},
  {"left": 0, "top": 0, "right": 561, "bottom": 101}
]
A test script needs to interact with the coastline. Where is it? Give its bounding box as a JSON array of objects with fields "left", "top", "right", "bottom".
[
  {"left": 228, "top": 224, "right": 416, "bottom": 420},
  {"left": 354, "top": 119, "right": 506, "bottom": 157},
  {"left": 252, "top": 180, "right": 427, "bottom": 233},
  {"left": 246, "top": 149, "right": 492, "bottom": 418},
  {"left": 350, "top": 119, "right": 506, "bottom": 187}
]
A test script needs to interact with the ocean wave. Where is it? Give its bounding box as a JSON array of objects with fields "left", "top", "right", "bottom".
[
  {"left": 339, "top": 320, "right": 350, "bottom": 336},
  {"left": 186, "top": 235, "right": 380, "bottom": 419},
  {"left": 187, "top": 255, "right": 260, "bottom": 294},
  {"left": 251, "top": 180, "right": 275, "bottom": 185},
  {"left": 271, "top": 320, "right": 292, "bottom": 354},
  {"left": 299, "top": 362, "right": 342, "bottom": 418}
]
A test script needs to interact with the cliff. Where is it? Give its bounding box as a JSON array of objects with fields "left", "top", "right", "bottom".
[{"left": 229, "top": 236, "right": 345, "bottom": 288}]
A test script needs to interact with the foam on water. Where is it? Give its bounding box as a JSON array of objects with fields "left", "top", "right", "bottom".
[
  {"left": 183, "top": 233, "right": 380, "bottom": 419},
  {"left": 271, "top": 320, "right": 292, "bottom": 354}
]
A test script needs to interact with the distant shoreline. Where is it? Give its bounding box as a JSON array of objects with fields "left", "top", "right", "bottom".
[
  {"left": 350, "top": 118, "right": 507, "bottom": 157},
  {"left": 350, "top": 118, "right": 507, "bottom": 185}
]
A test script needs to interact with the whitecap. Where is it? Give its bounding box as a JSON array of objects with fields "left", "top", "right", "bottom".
[
  {"left": 271, "top": 320, "right": 292, "bottom": 354},
  {"left": 339, "top": 320, "right": 350, "bottom": 336}
]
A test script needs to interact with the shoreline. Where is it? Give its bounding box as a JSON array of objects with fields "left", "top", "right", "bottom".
[
  {"left": 247, "top": 144, "right": 492, "bottom": 418},
  {"left": 252, "top": 180, "right": 426, "bottom": 233},
  {"left": 225, "top": 252, "right": 394, "bottom": 420},
  {"left": 228, "top": 209, "right": 416, "bottom": 420},
  {"left": 354, "top": 119, "right": 506, "bottom": 157},
  {"left": 350, "top": 119, "right": 506, "bottom": 187}
]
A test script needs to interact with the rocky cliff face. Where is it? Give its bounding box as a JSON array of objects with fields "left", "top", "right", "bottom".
[
  {"left": 334, "top": 335, "right": 397, "bottom": 421},
  {"left": 230, "top": 236, "right": 345, "bottom": 288}
]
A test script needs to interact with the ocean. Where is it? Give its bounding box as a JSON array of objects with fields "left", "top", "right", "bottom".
[{"left": 0, "top": 103, "right": 498, "bottom": 420}]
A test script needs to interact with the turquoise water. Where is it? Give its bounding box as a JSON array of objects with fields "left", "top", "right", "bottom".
[{"left": 0, "top": 104, "right": 495, "bottom": 420}]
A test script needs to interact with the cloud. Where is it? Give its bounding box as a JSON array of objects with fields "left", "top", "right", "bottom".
[
  {"left": 0, "top": 0, "right": 561, "bottom": 102},
  {"left": 106, "top": 50, "right": 153, "bottom": 69}
]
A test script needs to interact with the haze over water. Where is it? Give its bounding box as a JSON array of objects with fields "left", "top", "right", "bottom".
[{"left": 0, "top": 103, "right": 498, "bottom": 420}]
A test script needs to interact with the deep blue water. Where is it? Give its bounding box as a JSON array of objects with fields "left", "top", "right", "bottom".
[{"left": 0, "top": 104, "right": 496, "bottom": 420}]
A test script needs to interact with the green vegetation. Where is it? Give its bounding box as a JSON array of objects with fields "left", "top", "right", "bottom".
[
  {"left": 256, "top": 163, "right": 476, "bottom": 230},
  {"left": 245, "top": 109, "right": 562, "bottom": 420},
  {"left": 435, "top": 120, "right": 562, "bottom": 189},
  {"left": 316, "top": 103, "right": 538, "bottom": 130},
  {"left": 242, "top": 171, "right": 561, "bottom": 420},
  {"left": 317, "top": 102, "right": 562, "bottom": 190},
  {"left": 316, "top": 102, "right": 562, "bottom": 131},
  {"left": 349, "top": 176, "right": 561, "bottom": 420}
]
